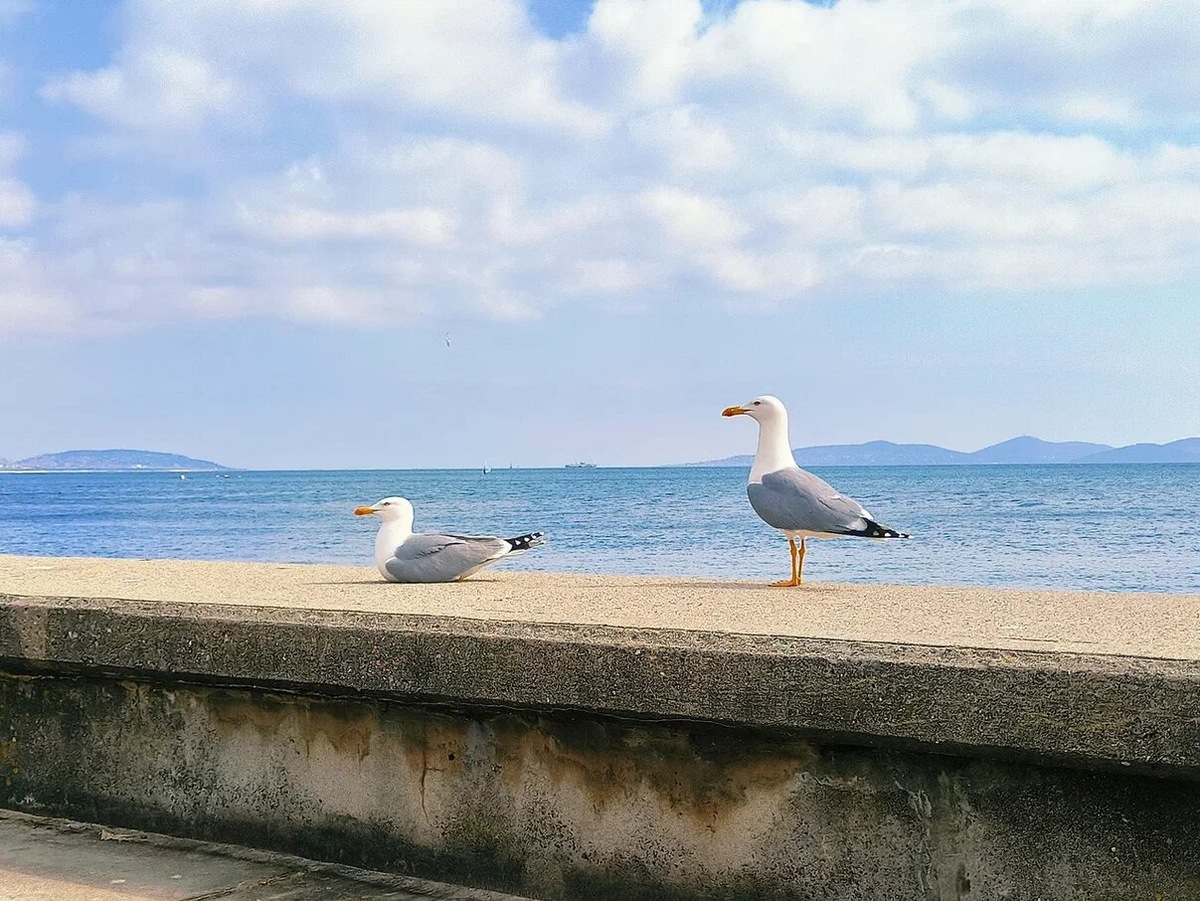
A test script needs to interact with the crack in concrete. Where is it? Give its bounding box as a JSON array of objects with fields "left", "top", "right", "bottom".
[
  {"left": 420, "top": 743, "right": 431, "bottom": 826},
  {"left": 895, "top": 779, "right": 937, "bottom": 901},
  {"left": 183, "top": 872, "right": 299, "bottom": 900}
]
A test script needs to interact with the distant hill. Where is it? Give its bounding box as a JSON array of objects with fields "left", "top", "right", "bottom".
[
  {"left": 0, "top": 449, "right": 232, "bottom": 472},
  {"left": 968, "top": 436, "right": 1113, "bottom": 464},
  {"left": 691, "top": 435, "right": 1200, "bottom": 466},
  {"left": 702, "top": 441, "right": 971, "bottom": 467},
  {"left": 1076, "top": 438, "right": 1200, "bottom": 464},
  {"left": 795, "top": 440, "right": 971, "bottom": 466}
]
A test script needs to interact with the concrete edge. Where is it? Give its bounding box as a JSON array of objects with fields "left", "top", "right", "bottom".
[
  {"left": 6, "top": 593, "right": 1196, "bottom": 669},
  {"left": 3, "top": 594, "right": 1199, "bottom": 777},
  {"left": 0, "top": 808, "right": 535, "bottom": 900}
]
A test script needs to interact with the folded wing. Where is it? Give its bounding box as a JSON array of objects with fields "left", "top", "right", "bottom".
[
  {"left": 748, "top": 468, "right": 873, "bottom": 536},
  {"left": 385, "top": 533, "right": 511, "bottom": 583}
]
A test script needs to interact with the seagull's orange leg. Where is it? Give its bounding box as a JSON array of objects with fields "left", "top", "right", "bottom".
[
  {"left": 771, "top": 537, "right": 801, "bottom": 587},
  {"left": 797, "top": 537, "right": 806, "bottom": 585}
]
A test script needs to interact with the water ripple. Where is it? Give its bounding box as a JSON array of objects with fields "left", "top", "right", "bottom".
[{"left": 1, "top": 464, "right": 1197, "bottom": 594}]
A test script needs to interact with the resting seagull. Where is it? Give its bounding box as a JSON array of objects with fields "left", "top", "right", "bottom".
[
  {"left": 354, "top": 497, "right": 544, "bottom": 583},
  {"left": 722, "top": 395, "right": 910, "bottom": 586}
]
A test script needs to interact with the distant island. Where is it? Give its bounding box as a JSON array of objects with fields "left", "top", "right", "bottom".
[
  {"left": 0, "top": 449, "right": 233, "bottom": 472},
  {"left": 693, "top": 435, "right": 1200, "bottom": 467}
]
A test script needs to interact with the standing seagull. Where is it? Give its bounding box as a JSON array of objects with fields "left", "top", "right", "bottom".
[
  {"left": 722, "top": 396, "right": 910, "bottom": 586},
  {"left": 355, "top": 497, "right": 544, "bottom": 583}
]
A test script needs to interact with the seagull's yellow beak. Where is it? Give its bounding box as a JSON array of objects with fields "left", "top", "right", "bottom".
[
  {"left": 354, "top": 506, "right": 377, "bottom": 516},
  {"left": 722, "top": 405, "right": 749, "bottom": 417}
]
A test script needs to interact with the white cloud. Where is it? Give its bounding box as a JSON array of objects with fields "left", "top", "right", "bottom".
[
  {"left": 251, "top": 207, "right": 457, "bottom": 246},
  {"left": 930, "top": 132, "right": 1131, "bottom": 192},
  {"left": 709, "top": 249, "right": 820, "bottom": 297},
  {"left": 0, "top": 133, "right": 34, "bottom": 227},
  {"left": 1152, "top": 144, "right": 1200, "bottom": 178},
  {"left": 588, "top": 0, "right": 704, "bottom": 107},
  {"left": 701, "top": 0, "right": 946, "bottom": 131},
  {"left": 283, "top": 285, "right": 425, "bottom": 326},
  {"left": 871, "top": 181, "right": 1083, "bottom": 241},
  {"left": 41, "top": 0, "right": 605, "bottom": 138},
  {"left": 286, "top": 1, "right": 607, "bottom": 135},
  {"left": 641, "top": 187, "right": 748, "bottom": 247},
  {"left": 765, "top": 186, "right": 865, "bottom": 245},
  {"left": 0, "top": 0, "right": 31, "bottom": 18},
  {"left": 628, "top": 105, "right": 737, "bottom": 175},
  {"left": 0, "top": 177, "right": 34, "bottom": 227},
  {"left": 945, "top": 0, "right": 1200, "bottom": 130},
  {"left": 356, "top": 138, "right": 525, "bottom": 199},
  {"left": 42, "top": 49, "right": 249, "bottom": 133},
  {"left": 6, "top": 0, "right": 1200, "bottom": 335},
  {"left": 0, "top": 239, "right": 76, "bottom": 335},
  {"left": 488, "top": 197, "right": 616, "bottom": 246},
  {"left": 185, "top": 285, "right": 254, "bottom": 321},
  {"left": 0, "top": 132, "right": 22, "bottom": 168},
  {"left": 781, "top": 130, "right": 1134, "bottom": 191},
  {"left": 566, "top": 258, "right": 648, "bottom": 294}
]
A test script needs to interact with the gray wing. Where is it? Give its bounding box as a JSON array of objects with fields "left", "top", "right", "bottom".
[
  {"left": 384, "top": 533, "right": 509, "bottom": 583},
  {"left": 747, "top": 468, "right": 872, "bottom": 535}
]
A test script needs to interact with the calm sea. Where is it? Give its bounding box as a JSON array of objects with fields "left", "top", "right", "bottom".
[{"left": 1, "top": 465, "right": 1197, "bottom": 593}]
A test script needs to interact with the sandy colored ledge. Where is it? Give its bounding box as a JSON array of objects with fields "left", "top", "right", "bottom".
[
  {"left": 3, "top": 554, "right": 1199, "bottom": 774},
  {"left": 0, "top": 554, "right": 1196, "bottom": 660}
]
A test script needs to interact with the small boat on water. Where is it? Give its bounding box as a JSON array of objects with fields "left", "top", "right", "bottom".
[{"left": 565, "top": 462, "right": 597, "bottom": 469}]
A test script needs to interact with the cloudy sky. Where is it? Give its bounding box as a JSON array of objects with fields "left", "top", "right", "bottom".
[{"left": 2, "top": 0, "right": 1198, "bottom": 468}]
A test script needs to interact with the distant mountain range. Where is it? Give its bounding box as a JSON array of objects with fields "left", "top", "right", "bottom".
[
  {"left": 0, "top": 449, "right": 231, "bottom": 472},
  {"left": 695, "top": 436, "right": 1200, "bottom": 467},
  {"left": 4, "top": 439, "right": 1198, "bottom": 472}
]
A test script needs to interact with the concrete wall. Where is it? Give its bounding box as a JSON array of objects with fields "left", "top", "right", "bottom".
[
  {"left": 2, "top": 558, "right": 1199, "bottom": 899},
  {"left": 4, "top": 673, "right": 1199, "bottom": 900}
]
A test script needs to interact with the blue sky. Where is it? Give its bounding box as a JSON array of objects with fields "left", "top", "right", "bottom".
[{"left": 2, "top": 0, "right": 1199, "bottom": 469}]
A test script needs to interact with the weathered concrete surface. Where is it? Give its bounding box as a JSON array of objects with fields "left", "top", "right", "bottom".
[
  {"left": 2, "top": 676, "right": 1198, "bottom": 901},
  {"left": 0, "top": 809, "right": 529, "bottom": 899},
  {"left": 1, "top": 556, "right": 1198, "bottom": 774},
  {"left": 1, "top": 555, "right": 1199, "bottom": 899},
  {"left": 1, "top": 554, "right": 1196, "bottom": 657}
]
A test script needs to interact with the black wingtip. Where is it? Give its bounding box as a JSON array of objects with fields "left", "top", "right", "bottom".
[
  {"left": 504, "top": 531, "right": 546, "bottom": 551},
  {"left": 846, "top": 520, "right": 911, "bottom": 539}
]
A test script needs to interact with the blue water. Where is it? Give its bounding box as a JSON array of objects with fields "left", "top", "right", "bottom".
[{"left": 1, "top": 465, "right": 1198, "bottom": 593}]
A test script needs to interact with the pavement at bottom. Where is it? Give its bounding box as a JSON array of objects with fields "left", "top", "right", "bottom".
[{"left": 0, "top": 810, "right": 528, "bottom": 901}]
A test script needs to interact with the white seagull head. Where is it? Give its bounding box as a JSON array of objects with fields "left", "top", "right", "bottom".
[
  {"left": 722, "top": 394, "right": 787, "bottom": 425},
  {"left": 354, "top": 496, "right": 415, "bottom": 527}
]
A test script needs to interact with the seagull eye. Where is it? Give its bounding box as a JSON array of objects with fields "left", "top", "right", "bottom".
[{"left": 753, "top": 401, "right": 761, "bottom": 406}]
